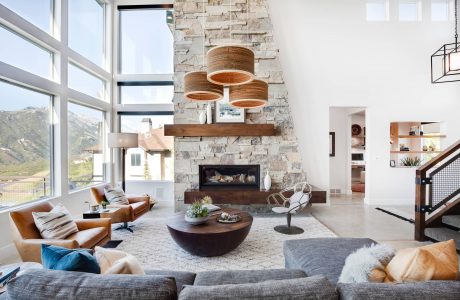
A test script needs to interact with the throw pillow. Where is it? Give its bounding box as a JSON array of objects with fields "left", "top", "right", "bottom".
[
  {"left": 104, "top": 185, "right": 129, "bottom": 205},
  {"left": 385, "top": 239, "right": 459, "bottom": 282},
  {"left": 338, "top": 244, "right": 395, "bottom": 283},
  {"left": 94, "top": 246, "right": 144, "bottom": 275},
  {"left": 32, "top": 203, "right": 79, "bottom": 239},
  {"left": 41, "top": 244, "right": 100, "bottom": 274}
]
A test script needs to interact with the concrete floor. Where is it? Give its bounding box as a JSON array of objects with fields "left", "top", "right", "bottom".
[{"left": 310, "top": 193, "right": 430, "bottom": 250}]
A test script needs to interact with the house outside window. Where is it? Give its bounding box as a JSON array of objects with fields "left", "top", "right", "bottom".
[{"left": 131, "top": 153, "right": 141, "bottom": 167}]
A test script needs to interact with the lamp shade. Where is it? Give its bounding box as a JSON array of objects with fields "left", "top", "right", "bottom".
[
  {"left": 108, "top": 133, "right": 138, "bottom": 148},
  {"left": 184, "top": 71, "right": 224, "bottom": 101},
  {"left": 229, "top": 79, "right": 268, "bottom": 108},
  {"left": 448, "top": 51, "right": 460, "bottom": 71},
  {"left": 207, "top": 45, "right": 255, "bottom": 86}
]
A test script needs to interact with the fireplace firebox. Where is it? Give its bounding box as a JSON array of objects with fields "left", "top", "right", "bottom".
[{"left": 199, "top": 165, "right": 260, "bottom": 190}]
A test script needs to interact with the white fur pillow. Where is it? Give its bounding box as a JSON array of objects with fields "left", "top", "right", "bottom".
[
  {"left": 94, "top": 246, "right": 145, "bottom": 275},
  {"left": 339, "top": 244, "right": 395, "bottom": 283}
]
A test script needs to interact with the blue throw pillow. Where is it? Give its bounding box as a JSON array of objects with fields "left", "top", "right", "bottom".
[{"left": 41, "top": 244, "right": 100, "bottom": 274}]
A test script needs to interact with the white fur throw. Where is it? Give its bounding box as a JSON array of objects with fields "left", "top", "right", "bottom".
[{"left": 338, "top": 244, "right": 395, "bottom": 283}]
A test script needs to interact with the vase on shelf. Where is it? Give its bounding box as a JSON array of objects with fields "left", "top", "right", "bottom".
[
  {"left": 199, "top": 111, "right": 206, "bottom": 124},
  {"left": 206, "top": 103, "right": 212, "bottom": 124},
  {"left": 264, "top": 170, "right": 271, "bottom": 192}
]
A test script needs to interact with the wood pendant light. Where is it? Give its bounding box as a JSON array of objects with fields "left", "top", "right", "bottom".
[
  {"left": 207, "top": 45, "right": 255, "bottom": 86},
  {"left": 184, "top": 71, "right": 224, "bottom": 101},
  {"left": 229, "top": 79, "right": 268, "bottom": 108}
]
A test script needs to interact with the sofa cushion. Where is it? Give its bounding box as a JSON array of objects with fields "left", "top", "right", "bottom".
[
  {"left": 145, "top": 270, "right": 196, "bottom": 292},
  {"left": 7, "top": 269, "right": 177, "bottom": 300},
  {"left": 104, "top": 186, "right": 129, "bottom": 205},
  {"left": 32, "top": 203, "right": 79, "bottom": 239},
  {"left": 66, "top": 227, "right": 108, "bottom": 248},
  {"left": 41, "top": 244, "right": 100, "bottom": 274},
  {"left": 284, "top": 237, "right": 376, "bottom": 285},
  {"left": 179, "top": 276, "right": 337, "bottom": 300},
  {"left": 337, "top": 281, "right": 460, "bottom": 300},
  {"left": 194, "top": 269, "right": 306, "bottom": 286},
  {"left": 95, "top": 246, "right": 144, "bottom": 275}
]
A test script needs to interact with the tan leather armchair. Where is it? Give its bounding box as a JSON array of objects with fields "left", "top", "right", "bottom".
[
  {"left": 10, "top": 202, "right": 111, "bottom": 263},
  {"left": 90, "top": 185, "right": 149, "bottom": 232}
]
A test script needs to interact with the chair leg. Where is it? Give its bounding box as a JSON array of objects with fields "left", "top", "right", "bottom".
[
  {"left": 274, "top": 213, "right": 304, "bottom": 235},
  {"left": 287, "top": 213, "right": 291, "bottom": 228},
  {"left": 115, "top": 222, "right": 134, "bottom": 233}
]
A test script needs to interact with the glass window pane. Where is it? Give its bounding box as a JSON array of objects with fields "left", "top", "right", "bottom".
[
  {"left": 120, "top": 115, "right": 174, "bottom": 181},
  {"left": 68, "top": 63, "right": 105, "bottom": 100},
  {"left": 0, "top": 0, "right": 52, "bottom": 33},
  {"left": 120, "top": 85, "right": 174, "bottom": 104},
  {"left": 69, "top": 0, "right": 104, "bottom": 66},
  {"left": 120, "top": 9, "right": 174, "bottom": 74},
  {"left": 0, "top": 81, "right": 52, "bottom": 209},
  {"left": 431, "top": 1, "right": 449, "bottom": 21},
  {"left": 0, "top": 26, "right": 52, "bottom": 79},
  {"left": 366, "top": 1, "right": 388, "bottom": 21},
  {"left": 68, "top": 103, "right": 105, "bottom": 190},
  {"left": 399, "top": 2, "right": 420, "bottom": 21}
]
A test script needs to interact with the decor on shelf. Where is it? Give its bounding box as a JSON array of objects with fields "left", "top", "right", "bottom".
[
  {"left": 431, "top": 0, "right": 460, "bottom": 83},
  {"left": 351, "top": 124, "right": 362, "bottom": 136},
  {"left": 207, "top": 45, "right": 255, "bottom": 86},
  {"left": 229, "top": 79, "right": 268, "bottom": 108},
  {"left": 184, "top": 71, "right": 224, "bottom": 102},
  {"left": 215, "top": 88, "right": 245, "bottom": 123},
  {"left": 329, "top": 132, "right": 336, "bottom": 157},
  {"left": 108, "top": 132, "right": 139, "bottom": 191},
  {"left": 206, "top": 103, "right": 213, "bottom": 124},
  {"left": 400, "top": 157, "right": 422, "bottom": 167},
  {"left": 185, "top": 201, "right": 209, "bottom": 225},
  {"left": 199, "top": 110, "right": 206, "bottom": 124},
  {"left": 264, "top": 169, "right": 272, "bottom": 192}
]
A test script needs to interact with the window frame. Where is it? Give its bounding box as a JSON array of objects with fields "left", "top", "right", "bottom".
[
  {"left": 398, "top": 0, "right": 422, "bottom": 22},
  {"left": 0, "top": 0, "right": 113, "bottom": 211},
  {"left": 131, "top": 153, "right": 141, "bottom": 167}
]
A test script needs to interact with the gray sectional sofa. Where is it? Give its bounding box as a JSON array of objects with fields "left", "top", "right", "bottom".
[{"left": 3, "top": 238, "right": 460, "bottom": 300}]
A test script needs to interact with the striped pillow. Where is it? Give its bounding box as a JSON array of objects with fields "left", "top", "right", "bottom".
[
  {"left": 32, "top": 204, "right": 79, "bottom": 239},
  {"left": 104, "top": 186, "right": 129, "bottom": 205}
]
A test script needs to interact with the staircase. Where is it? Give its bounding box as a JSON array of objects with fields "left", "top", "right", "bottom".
[{"left": 415, "top": 140, "right": 460, "bottom": 250}]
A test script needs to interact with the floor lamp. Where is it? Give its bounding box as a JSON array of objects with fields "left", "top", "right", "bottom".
[{"left": 108, "top": 133, "right": 139, "bottom": 192}]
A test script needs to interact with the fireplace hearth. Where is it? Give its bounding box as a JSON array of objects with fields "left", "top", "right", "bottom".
[{"left": 199, "top": 165, "right": 260, "bottom": 190}]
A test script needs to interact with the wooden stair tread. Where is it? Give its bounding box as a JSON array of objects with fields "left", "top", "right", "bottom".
[
  {"left": 442, "top": 215, "right": 460, "bottom": 229},
  {"left": 424, "top": 227, "right": 460, "bottom": 250}
]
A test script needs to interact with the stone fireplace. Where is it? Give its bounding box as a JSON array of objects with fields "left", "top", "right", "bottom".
[{"left": 199, "top": 165, "right": 260, "bottom": 190}]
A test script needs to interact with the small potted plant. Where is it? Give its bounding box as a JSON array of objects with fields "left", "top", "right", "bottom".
[
  {"left": 101, "top": 199, "right": 110, "bottom": 210},
  {"left": 400, "top": 157, "right": 422, "bottom": 167},
  {"left": 185, "top": 201, "right": 209, "bottom": 225}
]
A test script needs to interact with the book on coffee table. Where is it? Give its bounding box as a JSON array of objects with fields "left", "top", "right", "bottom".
[{"left": 202, "top": 204, "right": 221, "bottom": 212}]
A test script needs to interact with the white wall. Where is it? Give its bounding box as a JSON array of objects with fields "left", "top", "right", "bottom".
[{"left": 269, "top": 0, "right": 460, "bottom": 206}]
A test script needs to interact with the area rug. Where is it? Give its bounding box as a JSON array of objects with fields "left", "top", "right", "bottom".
[{"left": 112, "top": 216, "right": 336, "bottom": 272}]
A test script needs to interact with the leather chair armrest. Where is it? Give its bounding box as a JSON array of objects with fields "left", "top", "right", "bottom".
[
  {"left": 127, "top": 195, "right": 150, "bottom": 204},
  {"left": 75, "top": 218, "right": 112, "bottom": 239},
  {"left": 18, "top": 239, "right": 79, "bottom": 263}
]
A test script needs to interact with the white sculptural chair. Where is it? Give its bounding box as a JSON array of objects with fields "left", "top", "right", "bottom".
[{"left": 267, "top": 182, "right": 312, "bottom": 234}]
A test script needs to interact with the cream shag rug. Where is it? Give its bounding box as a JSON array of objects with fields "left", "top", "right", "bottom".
[{"left": 112, "top": 215, "right": 336, "bottom": 272}]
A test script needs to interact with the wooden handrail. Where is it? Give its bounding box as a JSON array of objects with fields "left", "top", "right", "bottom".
[{"left": 415, "top": 139, "right": 460, "bottom": 241}]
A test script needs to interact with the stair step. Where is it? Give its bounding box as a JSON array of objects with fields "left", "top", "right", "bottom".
[
  {"left": 442, "top": 215, "right": 460, "bottom": 229},
  {"left": 424, "top": 227, "right": 460, "bottom": 250}
]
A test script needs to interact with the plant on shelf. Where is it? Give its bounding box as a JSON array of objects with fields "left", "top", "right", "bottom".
[
  {"left": 400, "top": 157, "right": 422, "bottom": 167},
  {"left": 185, "top": 201, "right": 209, "bottom": 225},
  {"left": 201, "top": 195, "right": 213, "bottom": 205}
]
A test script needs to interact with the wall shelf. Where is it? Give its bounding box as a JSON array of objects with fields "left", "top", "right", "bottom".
[
  {"left": 390, "top": 151, "right": 442, "bottom": 154},
  {"left": 164, "top": 124, "right": 276, "bottom": 137},
  {"left": 398, "top": 135, "right": 446, "bottom": 139}
]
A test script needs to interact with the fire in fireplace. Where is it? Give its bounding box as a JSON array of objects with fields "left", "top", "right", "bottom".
[{"left": 199, "top": 165, "right": 260, "bottom": 190}]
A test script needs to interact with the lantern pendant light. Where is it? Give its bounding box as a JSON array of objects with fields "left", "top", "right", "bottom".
[
  {"left": 229, "top": 79, "right": 268, "bottom": 108},
  {"left": 431, "top": 0, "right": 460, "bottom": 83},
  {"left": 183, "top": 1, "right": 224, "bottom": 101}
]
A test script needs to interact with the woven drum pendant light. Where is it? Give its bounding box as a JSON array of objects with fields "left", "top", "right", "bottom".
[
  {"left": 207, "top": 45, "right": 255, "bottom": 86},
  {"left": 229, "top": 79, "right": 268, "bottom": 108},
  {"left": 184, "top": 71, "right": 223, "bottom": 101}
]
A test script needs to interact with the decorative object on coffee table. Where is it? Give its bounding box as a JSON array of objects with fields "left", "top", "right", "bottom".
[
  {"left": 217, "top": 212, "right": 241, "bottom": 223},
  {"left": 268, "top": 182, "right": 312, "bottom": 235},
  {"left": 167, "top": 208, "right": 253, "bottom": 257},
  {"left": 184, "top": 201, "right": 209, "bottom": 225}
]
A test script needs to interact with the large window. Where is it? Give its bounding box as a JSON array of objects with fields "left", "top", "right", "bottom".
[
  {"left": 68, "top": 63, "right": 106, "bottom": 99},
  {"left": 431, "top": 0, "right": 450, "bottom": 21},
  {"left": 119, "top": 7, "right": 173, "bottom": 74},
  {"left": 68, "top": 103, "right": 105, "bottom": 191},
  {"left": 119, "top": 83, "right": 174, "bottom": 104},
  {"left": 399, "top": 0, "right": 421, "bottom": 21},
  {"left": 0, "top": 0, "right": 53, "bottom": 33},
  {"left": 68, "top": 0, "right": 105, "bottom": 66},
  {"left": 0, "top": 81, "right": 52, "bottom": 209},
  {"left": 0, "top": 26, "right": 52, "bottom": 79},
  {"left": 366, "top": 0, "right": 389, "bottom": 21},
  {"left": 120, "top": 115, "right": 173, "bottom": 181}
]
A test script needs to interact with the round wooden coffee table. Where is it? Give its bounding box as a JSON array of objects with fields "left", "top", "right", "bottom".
[{"left": 166, "top": 208, "right": 253, "bottom": 257}]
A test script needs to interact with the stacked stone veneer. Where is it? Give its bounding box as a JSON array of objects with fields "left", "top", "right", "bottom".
[{"left": 174, "top": 0, "right": 306, "bottom": 208}]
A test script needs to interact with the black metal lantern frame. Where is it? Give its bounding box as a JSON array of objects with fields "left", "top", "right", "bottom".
[
  {"left": 431, "top": 42, "right": 460, "bottom": 83},
  {"left": 431, "top": 0, "right": 460, "bottom": 83}
]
